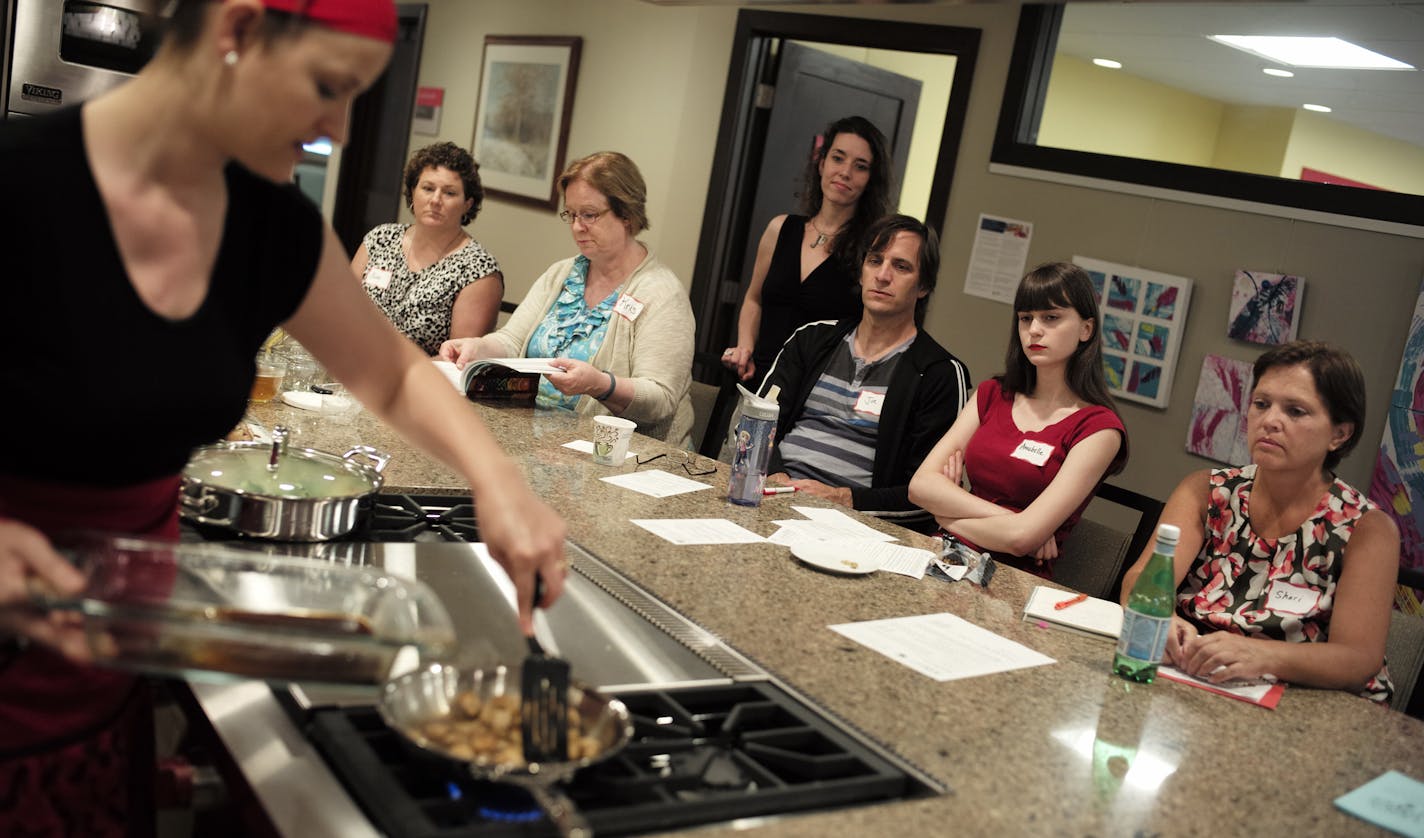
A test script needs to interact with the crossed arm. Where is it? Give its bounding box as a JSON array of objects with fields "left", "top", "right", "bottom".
[{"left": 907, "top": 403, "right": 1122, "bottom": 558}]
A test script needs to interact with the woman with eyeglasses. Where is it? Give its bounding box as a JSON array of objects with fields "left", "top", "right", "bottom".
[{"left": 440, "top": 152, "right": 695, "bottom": 446}]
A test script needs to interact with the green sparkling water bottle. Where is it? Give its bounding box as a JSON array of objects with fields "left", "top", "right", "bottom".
[{"left": 1113, "top": 524, "right": 1181, "bottom": 683}]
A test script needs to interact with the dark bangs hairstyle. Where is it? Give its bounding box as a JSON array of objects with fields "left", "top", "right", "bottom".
[
  {"left": 1251, "top": 340, "right": 1366, "bottom": 472},
  {"left": 799, "top": 116, "right": 893, "bottom": 275},
  {"left": 860, "top": 214, "right": 939, "bottom": 326},
  {"left": 404, "top": 142, "right": 483, "bottom": 225},
  {"left": 1002, "top": 261, "right": 1126, "bottom": 474}
]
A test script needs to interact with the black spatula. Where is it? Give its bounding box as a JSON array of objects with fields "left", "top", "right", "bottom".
[{"left": 521, "top": 573, "right": 570, "bottom": 764}]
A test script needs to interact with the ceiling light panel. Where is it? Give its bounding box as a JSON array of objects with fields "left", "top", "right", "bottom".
[{"left": 1209, "top": 35, "right": 1414, "bottom": 70}]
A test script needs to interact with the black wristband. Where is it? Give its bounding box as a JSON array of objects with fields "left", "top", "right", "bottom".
[{"left": 595, "top": 370, "right": 616, "bottom": 401}]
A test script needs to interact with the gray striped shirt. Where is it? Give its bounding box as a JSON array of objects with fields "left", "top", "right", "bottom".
[{"left": 780, "top": 329, "right": 913, "bottom": 488}]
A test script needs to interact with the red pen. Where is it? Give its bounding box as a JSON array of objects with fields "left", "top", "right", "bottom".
[
  {"left": 762, "top": 486, "right": 798, "bottom": 495},
  {"left": 1054, "top": 592, "right": 1089, "bottom": 610}
]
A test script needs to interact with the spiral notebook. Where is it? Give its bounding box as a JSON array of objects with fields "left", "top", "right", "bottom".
[{"left": 1022, "top": 585, "right": 1124, "bottom": 640}]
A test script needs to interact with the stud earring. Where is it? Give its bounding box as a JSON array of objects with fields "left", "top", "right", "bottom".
[{"left": 223, "top": 50, "right": 239, "bottom": 67}]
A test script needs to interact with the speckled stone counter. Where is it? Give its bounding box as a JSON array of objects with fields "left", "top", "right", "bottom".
[{"left": 244, "top": 399, "right": 1424, "bottom": 836}]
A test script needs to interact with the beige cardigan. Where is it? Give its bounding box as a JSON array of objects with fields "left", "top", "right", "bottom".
[{"left": 487, "top": 249, "right": 695, "bottom": 447}]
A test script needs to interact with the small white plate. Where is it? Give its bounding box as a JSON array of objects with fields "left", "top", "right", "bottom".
[{"left": 790, "top": 542, "right": 885, "bottom": 576}]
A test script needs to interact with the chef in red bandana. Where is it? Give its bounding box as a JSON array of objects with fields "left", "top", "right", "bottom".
[{"left": 0, "top": 2, "right": 568, "bottom": 834}]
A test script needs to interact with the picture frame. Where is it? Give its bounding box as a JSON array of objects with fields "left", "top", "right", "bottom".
[
  {"left": 472, "top": 36, "right": 582, "bottom": 212},
  {"left": 1074, "top": 255, "right": 1195, "bottom": 409}
]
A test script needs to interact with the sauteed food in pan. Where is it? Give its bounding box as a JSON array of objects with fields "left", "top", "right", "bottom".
[{"left": 410, "top": 691, "right": 604, "bottom": 767}]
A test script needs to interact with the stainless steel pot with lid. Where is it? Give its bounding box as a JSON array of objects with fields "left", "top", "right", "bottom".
[{"left": 180, "top": 426, "right": 391, "bottom": 541}]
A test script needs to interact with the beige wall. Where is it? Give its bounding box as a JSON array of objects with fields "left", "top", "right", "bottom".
[
  {"left": 1038, "top": 54, "right": 1224, "bottom": 167},
  {"left": 403, "top": 1, "right": 738, "bottom": 302},
  {"left": 1284, "top": 110, "right": 1424, "bottom": 194},
  {"left": 786, "top": 41, "right": 957, "bottom": 220},
  {"left": 399, "top": 0, "right": 1424, "bottom": 501},
  {"left": 1211, "top": 104, "right": 1293, "bottom": 177}
]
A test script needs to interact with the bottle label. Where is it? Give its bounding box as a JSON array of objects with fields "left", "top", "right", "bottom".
[{"left": 1116, "top": 610, "right": 1170, "bottom": 663}]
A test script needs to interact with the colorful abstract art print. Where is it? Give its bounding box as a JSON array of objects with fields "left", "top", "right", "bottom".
[
  {"left": 1087, "top": 270, "right": 1106, "bottom": 300},
  {"left": 1103, "top": 313, "right": 1133, "bottom": 352},
  {"left": 1143, "top": 282, "right": 1179, "bottom": 319},
  {"left": 1106, "top": 275, "right": 1141, "bottom": 312},
  {"left": 1103, "top": 353, "right": 1127, "bottom": 389},
  {"left": 1127, "top": 361, "right": 1162, "bottom": 400},
  {"left": 1186, "top": 354, "right": 1253, "bottom": 464},
  {"left": 1074, "top": 256, "right": 1194, "bottom": 408},
  {"left": 1368, "top": 277, "right": 1424, "bottom": 613},
  {"left": 1135, "top": 322, "right": 1169, "bottom": 360},
  {"left": 1227, "top": 270, "right": 1303, "bottom": 345}
]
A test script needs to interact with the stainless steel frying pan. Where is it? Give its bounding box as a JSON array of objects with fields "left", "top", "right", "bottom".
[{"left": 379, "top": 662, "right": 632, "bottom": 838}]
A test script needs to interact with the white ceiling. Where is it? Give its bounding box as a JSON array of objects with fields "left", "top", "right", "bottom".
[{"left": 1055, "top": 1, "right": 1424, "bottom": 146}]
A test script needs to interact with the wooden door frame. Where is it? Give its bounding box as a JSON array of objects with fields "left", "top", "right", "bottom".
[{"left": 688, "top": 10, "right": 981, "bottom": 382}]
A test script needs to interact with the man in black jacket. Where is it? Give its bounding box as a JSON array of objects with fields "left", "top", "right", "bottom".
[{"left": 760, "top": 214, "right": 970, "bottom": 533}]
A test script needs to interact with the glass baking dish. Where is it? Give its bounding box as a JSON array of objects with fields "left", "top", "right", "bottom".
[{"left": 37, "top": 535, "right": 457, "bottom": 685}]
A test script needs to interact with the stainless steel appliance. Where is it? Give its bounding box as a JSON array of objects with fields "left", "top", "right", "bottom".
[
  {"left": 181, "top": 493, "right": 944, "bottom": 836},
  {"left": 6, "top": 0, "right": 169, "bottom": 119}
]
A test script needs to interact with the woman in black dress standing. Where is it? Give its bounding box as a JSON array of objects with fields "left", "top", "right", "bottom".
[{"left": 721, "top": 116, "right": 894, "bottom": 388}]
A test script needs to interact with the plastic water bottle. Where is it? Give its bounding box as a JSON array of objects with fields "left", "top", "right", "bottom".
[
  {"left": 727, "top": 385, "right": 779, "bottom": 507},
  {"left": 1113, "top": 524, "right": 1180, "bottom": 683}
]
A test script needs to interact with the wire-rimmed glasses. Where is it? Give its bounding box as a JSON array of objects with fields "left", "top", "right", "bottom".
[
  {"left": 637, "top": 450, "right": 717, "bottom": 477},
  {"left": 558, "top": 208, "right": 610, "bottom": 226}
]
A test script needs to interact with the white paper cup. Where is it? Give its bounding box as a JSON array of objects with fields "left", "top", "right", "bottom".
[{"left": 592, "top": 416, "right": 637, "bottom": 465}]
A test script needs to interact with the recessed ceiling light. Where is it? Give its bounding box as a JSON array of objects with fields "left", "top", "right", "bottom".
[
  {"left": 1303, "top": 103, "right": 1333, "bottom": 113},
  {"left": 1209, "top": 35, "right": 1414, "bottom": 70},
  {"left": 1262, "top": 68, "right": 1295, "bottom": 78},
  {"left": 1093, "top": 58, "right": 1123, "bottom": 69}
]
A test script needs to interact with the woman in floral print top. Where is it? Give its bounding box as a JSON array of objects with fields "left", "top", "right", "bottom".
[{"left": 1120, "top": 341, "right": 1398, "bottom": 702}]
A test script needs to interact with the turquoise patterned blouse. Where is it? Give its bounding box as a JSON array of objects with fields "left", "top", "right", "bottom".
[{"left": 525, "top": 255, "right": 621, "bottom": 410}]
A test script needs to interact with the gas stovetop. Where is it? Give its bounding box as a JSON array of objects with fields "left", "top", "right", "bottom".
[
  {"left": 300, "top": 681, "right": 932, "bottom": 837},
  {"left": 183, "top": 492, "right": 942, "bottom": 835}
]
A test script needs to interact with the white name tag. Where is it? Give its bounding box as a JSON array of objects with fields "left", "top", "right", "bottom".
[
  {"left": 365, "top": 267, "right": 392, "bottom": 291},
  {"left": 1266, "top": 579, "right": 1321, "bottom": 616},
  {"left": 613, "top": 293, "right": 645, "bottom": 322},
  {"left": 854, "top": 390, "right": 885, "bottom": 416},
  {"left": 1010, "top": 438, "right": 1053, "bottom": 467}
]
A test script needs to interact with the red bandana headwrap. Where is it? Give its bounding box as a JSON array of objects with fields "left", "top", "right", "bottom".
[{"left": 262, "top": 0, "right": 397, "bottom": 44}]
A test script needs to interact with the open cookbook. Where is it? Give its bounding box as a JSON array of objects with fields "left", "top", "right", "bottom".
[{"left": 432, "top": 358, "right": 560, "bottom": 401}]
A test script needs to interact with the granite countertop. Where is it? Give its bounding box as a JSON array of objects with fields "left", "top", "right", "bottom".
[{"left": 245, "top": 398, "right": 1424, "bottom": 836}]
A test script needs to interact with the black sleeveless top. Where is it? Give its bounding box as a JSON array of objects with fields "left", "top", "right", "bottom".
[
  {"left": 0, "top": 107, "right": 323, "bottom": 484},
  {"left": 753, "top": 215, "right": 860, "bottom": 380}
]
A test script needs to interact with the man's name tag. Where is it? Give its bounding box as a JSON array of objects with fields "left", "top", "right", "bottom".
[
  {"left": 854, "top": 390, "right": 885, "bottom": 416},
  {"left": 1011, "top": 438, "right": 1053, "bottom": 466},
  {"left": 365, "top": 267, "right": 392, "bottom": 291},
  {"left": 613, "top": 293, "right": 645, "bottom": 322},
  {"left": 1266, "top": 580, "right": 1321, "bottom": 616}
]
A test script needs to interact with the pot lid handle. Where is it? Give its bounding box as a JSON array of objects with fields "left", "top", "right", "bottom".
[
  {"left": 342, "top": 445, "right": 392, "bottom": 474},
  {"left": 268, "top": 425, "right": 288, "bottom": 472}
]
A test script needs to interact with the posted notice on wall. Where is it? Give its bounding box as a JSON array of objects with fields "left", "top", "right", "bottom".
[
  {"left": 412, "top": 86, "right": 444, "bottom": 135},
  {"left": 964, "top": 213, "right": 1034, "bottom": 303}
]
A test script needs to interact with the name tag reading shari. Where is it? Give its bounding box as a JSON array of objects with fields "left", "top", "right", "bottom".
[
  {"left": 854, "top": 390, "right": 885, "bottom": 416},
  {"left": 1266, "top": 579, "right": 1321, "bottom": 616},
  {"left": 613, "top": 293, "right": 645, "bottom": 322},
  {"left": 1011, "top": 439, "right": 1052, "bottom": 467},
  {"left": 365, "top": 267, "right": 392, "bottom": 291}
]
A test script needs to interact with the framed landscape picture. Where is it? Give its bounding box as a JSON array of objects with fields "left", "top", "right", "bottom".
[
  {"left": 1073, "top": 256, "right": 1195, "bottom": 409},
  {"left": 472, "top": 36, "right": 582, "bottom": 211}
]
